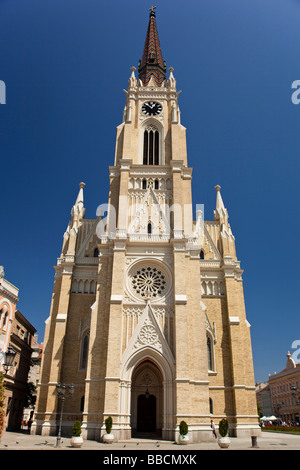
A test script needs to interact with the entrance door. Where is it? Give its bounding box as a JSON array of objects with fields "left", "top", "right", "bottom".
[{"left": 137, "top": 394, "right": 156, "bottom": 432}]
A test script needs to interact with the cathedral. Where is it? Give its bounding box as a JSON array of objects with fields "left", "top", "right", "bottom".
[{"left": 33, "top": 8, "right": 259, "bottom": 442}]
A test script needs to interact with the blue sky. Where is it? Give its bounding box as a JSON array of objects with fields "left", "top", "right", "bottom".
[{"left": 1, "top": 0, "right": 300, "bottom": 383}]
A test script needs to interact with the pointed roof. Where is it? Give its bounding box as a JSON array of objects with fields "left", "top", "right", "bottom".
[
  {"left": 214, "top": 185, "right": 228, "bottom": 221},
  {"left": 138, "top": 7, "right": 166, "bottom": 86},
  {"left": 71, "top": 182, "right": 86, "bottom": 218}
]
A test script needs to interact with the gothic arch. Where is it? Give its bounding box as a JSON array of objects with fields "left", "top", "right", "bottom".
[
  {"left": 0, "top": 299, "right": 13, "bottom": 350},
  {"left": 139, "top": 118, "right": 164, "bottom": 165},
  {"left": 130, "top": 359, "right": 163, "bottom": 434},
  {"left": 119, "top": 347, "right": 175, "bottom": 439}
]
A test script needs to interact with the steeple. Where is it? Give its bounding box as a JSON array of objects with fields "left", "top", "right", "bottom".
[
  {"left": 71, "top": 182, "right": 86, "bottom": 219},
  {"left": 214, "top": 185, "right": 228, "bottom": 223},
  {"left": 214, "top": 185, "right": 236, "bottom": 258},
  {"left": 138, "top": 7, "right": 166, "bottom": 86},
  {"left": 61, "top": 182, "right": 86, "bottom": 257}
]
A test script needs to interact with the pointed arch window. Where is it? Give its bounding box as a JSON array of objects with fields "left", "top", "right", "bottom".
[
  {"left": 143, "top": 125, "right": 159, "bottom": 165},
  {"left": 80, "top": 332, "right": 89, "bottom": 370},
  {"left": 80, "top": 396, "right": 85, "bottom": 412},
  {"left": 2, "top": 311, "right": 8, "bottom": 331},
  {"left": 207, "top": 335, "right": 213, "bottom": 371},
  {"left": 147, "top": 222, "right": 153, "bottom": 234}
]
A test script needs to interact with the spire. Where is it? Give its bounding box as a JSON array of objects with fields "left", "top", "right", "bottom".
[
  {"left": 214, "top": 185, "right": 228, "bottom": 222},
  {"left": 71, "top": 182, "right": 86, "bottom": 219},
  {"left": 138, "top": 7, "right": 166, "bottom": 86},
  {"left": 214, "top": 185, "right": 236, "bottom": 257}
]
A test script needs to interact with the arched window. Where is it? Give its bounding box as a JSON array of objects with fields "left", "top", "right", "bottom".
[
  {"left": 80, "top": 396, "right": 85, "bottom": 412},
  {"left": 200, "top": 250, "right": 205, "bottom": 260},
  {"left": 94, "top": 248, "right": 99, "bottom": 257},
  {"left": 154, "top": 179, "right": 159, "bottom": 190},
  {"left": 147, "top": 222, "right": 152, "bottom": 234},
  {"left": 209, "top": 397, "right": 214, "bottom": 414},
  {"left": 80, "top": 333, "right": 89, "bottom": 369},
  {"left": 143, "top": 125, "right": 159, "bottom": 165},
  {"left": 142, "top": 179, "right": 147, "bottom": 189},
  {"left": 2, "top": 311, "right": 8, "bottom": 331},
  {"left": 207, "top": 335, "right": 213, "bottom": 371}
]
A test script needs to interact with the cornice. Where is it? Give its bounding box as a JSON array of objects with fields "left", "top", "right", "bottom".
[{"left": 127, "top": 86, "right": 178, "bottom": 102}]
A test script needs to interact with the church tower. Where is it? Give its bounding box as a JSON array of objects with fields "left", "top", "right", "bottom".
[{"left": 33, "top": 8, "right": 259, "bottom": 442}]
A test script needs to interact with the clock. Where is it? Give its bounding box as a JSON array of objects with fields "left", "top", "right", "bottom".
[{"left": 142, "top": 101, "right": 162, "bottom": 116}]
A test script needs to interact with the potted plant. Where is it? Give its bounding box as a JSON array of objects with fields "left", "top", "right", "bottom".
[
  {"left": 218, "top": 418, "right": 230, "bottom": 448},
  {"left": 70, "top": 420, "right": 83, "bottom": 448},
  {"left": 178, "top": 420, "right": 189, "bottom": 445},
  {"left": 102, "top": 416, "right": 114, "bottom": 444}
]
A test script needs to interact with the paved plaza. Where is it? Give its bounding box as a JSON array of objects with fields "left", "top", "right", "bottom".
[{"left": 0, "top": 430, "right": 299, "bottom": 451}]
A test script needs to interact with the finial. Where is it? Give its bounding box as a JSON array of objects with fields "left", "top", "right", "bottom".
[
  {"left": 215, "top": 185, "right": 221, "bottom": 192},
  {"left": 149, "top": 6, "right": 156, "bottom": 17},
  {"left": 79, "top": 182, "right": 85, "bottom": 189}
]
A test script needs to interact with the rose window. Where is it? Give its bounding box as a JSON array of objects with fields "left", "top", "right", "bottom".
[{"left": 131, "top": 266, "right": 167, "bottom": 299}]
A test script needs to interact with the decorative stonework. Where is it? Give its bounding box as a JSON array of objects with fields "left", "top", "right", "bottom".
[
  {"left": 131, "top": 266, "right": 167, "bottom": 299},
  {"left": 134, "top": 317, "right": 162, "bottom": 351}
]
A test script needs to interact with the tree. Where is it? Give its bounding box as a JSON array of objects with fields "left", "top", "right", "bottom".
[
  {"left": 0, "top": 372, "right": 5, "bottom": 440},
  {"left": 257, "top": 401, "right": 262, "bottom": 419}
]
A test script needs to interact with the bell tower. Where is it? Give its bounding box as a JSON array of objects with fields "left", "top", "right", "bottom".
[{"left": 92, "top": 8, "right": 200, "bottom": 441}]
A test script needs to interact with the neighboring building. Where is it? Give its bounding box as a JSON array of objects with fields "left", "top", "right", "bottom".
[
  {"left": 27, "top": 334, "right": 43, "bottom": 387},
  {"left": 23, "top": 334, "right": 43, "bottom": 428},
  {"left": 269, "top": 352, "right": 300, "bottom": 425},
  {"left": 0, "top": 266, "right": 37, "bottom": 430},
  {"left": 4, "top": 309, "right": 36, "bottom": 430},
  {"left": 33, "top": 8, "right": 259, "bottom": 442},
  {"left": 256, "top": 382, "right": 272, "bottom": 417},
  {"left": 0, "top": 266, "right": 19, "bottom": 369}
]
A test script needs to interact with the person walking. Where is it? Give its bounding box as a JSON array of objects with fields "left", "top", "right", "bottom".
[{"left": 211, "top": 420, "right": 217, "bottom": 439}]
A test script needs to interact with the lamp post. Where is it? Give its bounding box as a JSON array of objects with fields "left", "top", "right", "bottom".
[
  {"left": 3, "top": 346, "right": 16, "bottom": 374},
  {"left": 55, "top": 382, "right": 74, "bottom": 448}
]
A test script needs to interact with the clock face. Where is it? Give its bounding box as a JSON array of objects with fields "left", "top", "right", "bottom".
[{"left": 142, "top": 101, "right": 162, "bottom": 116}]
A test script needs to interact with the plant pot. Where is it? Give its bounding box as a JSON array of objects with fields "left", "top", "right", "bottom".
[
  {"left": 103, "top": 433, "right": 114, "bottom": 444},
  {"left": 218, "top": 436, "right": 230, "bottom": 448},
  {"left": 70, "top": 435, "right": 83, "bottom": 448},
  {"left": 178, "top": 434, "right": 189, "bottom": 445}
]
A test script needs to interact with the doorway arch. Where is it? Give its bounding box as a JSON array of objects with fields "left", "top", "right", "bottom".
[
  {"left": 131, "top": 359, "right": 163, "bottom": 437},
  {"left": 119, "top": 342, "right": 175, "bottom": 441}
]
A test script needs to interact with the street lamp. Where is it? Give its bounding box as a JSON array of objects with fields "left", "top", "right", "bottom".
[
  {"left": 3, "top": 346, "right": 16, "bottom": 374},
  {"left": 55, "top": 382, "right": 74, "bottom": 448}
]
